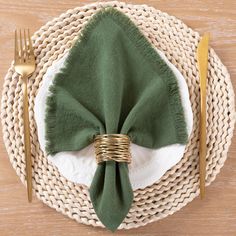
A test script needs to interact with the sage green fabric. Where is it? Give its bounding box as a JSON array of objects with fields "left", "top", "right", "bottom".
[{"left": 45, "top": 8, "right": 188, "bottom": 231}]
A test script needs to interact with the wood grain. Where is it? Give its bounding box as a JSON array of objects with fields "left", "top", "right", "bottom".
[{"left": 0, "top": 1, "right": 235, "bottom": 236}]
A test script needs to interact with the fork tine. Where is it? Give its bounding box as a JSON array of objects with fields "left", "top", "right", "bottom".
[
  {"left": 23, "top": 29, "right": 28, "bottom": 58},
  {"left": 27, "top": 29, "right": 33, "bottom": 55},
  {"left": 19, "top": 29, "right": 23, "bottom": 60},
  {"left": 14, "top": 30, "right": 19, "bottom": 62}
]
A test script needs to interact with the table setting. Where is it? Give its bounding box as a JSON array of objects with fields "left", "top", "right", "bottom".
[{"left": 1, "top": 1, "right": 235, "bottom": 232}]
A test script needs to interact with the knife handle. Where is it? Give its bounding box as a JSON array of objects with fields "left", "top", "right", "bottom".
[{"left": 199, "top": 87, "right": 206, "bottom": 199}]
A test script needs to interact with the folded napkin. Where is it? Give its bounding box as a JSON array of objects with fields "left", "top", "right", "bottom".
[{"left": 45, "top": 8, "right": 188, "bottom": 231}]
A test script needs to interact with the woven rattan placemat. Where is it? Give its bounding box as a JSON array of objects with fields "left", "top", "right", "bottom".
[{"left": 1, "top": 1, "right": 235, "bottom": 230}]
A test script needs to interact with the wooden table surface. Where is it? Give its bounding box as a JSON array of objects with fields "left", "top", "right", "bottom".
[{"left": 0, "top": 1, "right": 235, "bottom": 235}]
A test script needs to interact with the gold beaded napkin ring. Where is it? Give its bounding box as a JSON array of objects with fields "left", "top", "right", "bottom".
[{"left": 94, "top": 134, "right": 131, "bottom": 164}]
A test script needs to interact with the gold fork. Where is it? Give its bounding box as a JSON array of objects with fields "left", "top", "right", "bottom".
[{"left": 14, "top": 29, "right": 36, "bottom": 202}]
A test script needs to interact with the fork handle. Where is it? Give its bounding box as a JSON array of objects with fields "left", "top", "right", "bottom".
[{"left": 22, "top": 75, "right": 33, "bottom": 202}]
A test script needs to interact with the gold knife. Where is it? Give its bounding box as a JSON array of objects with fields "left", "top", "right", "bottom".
[{"left": 197, "top": 33, "right": 210, "bottom": 199}]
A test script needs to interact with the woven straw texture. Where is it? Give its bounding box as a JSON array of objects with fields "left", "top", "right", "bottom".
[{"left": 1, "top": 1, "right": 235, "bottom": 230}]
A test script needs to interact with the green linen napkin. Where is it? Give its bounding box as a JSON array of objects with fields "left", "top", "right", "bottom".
[{"left": 45, "top": 7, "right": 188, "bottom": 231}]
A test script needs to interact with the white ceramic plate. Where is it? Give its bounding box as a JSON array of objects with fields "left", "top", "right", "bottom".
[{"left": 34, "top": 49, "right": 193, "bottom": 190}]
